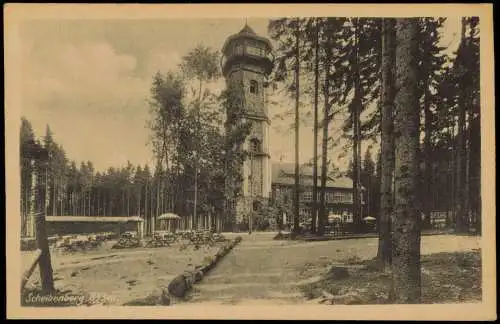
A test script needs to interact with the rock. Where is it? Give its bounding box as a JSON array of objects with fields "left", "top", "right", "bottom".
[
  {"left": 160, "top": 288, "right": 171, "bottom": 305},
  {"left": 123, "top": 288, "right": 170, "bottom": 306},
  {"left": 203, "top": 256, "right": 215, "bottom": 265},
  {"left": 325, "top": 266, "right": 349, "bottom": 280},
  {"left": 168, "top": 275, "right": 189, "bottom": 298},
  {"left": 320, "top": 289, "right": 363, "bottom": 305},
  {"left": 182, "top": 271, "right": 196, "bottom": 287},
  {"left": 217, "top": 247, "right": 227, "bottom": 257},
  {"left": 126, "top": 279, "right": 138, "bottom": 286},
  {"left": 194, "top": 270, "right": 204, "bottom": 282},
  {"left": 202, "top": 262, "right": 214, "bottom": 273},
  {"left": 124, "top": 297, "right": 155, "bottom": 306},
  {"left": 333, "top": 291, "right": 364, "bottom": 305}
]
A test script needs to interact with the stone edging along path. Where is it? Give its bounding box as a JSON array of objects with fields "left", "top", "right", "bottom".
[
  {"left": 123, "top": 236, "right": 242, "bottom": 306},
  {"left": 167, "top": 236, "right": 243, "bottom": 299}
]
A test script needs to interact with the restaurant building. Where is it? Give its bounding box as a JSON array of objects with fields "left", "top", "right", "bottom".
[{"left": 271, "top": 162, "right": 365, "bottom": 226}]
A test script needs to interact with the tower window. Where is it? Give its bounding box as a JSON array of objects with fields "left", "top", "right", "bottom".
[
  {"left": 250, "top": 80, "right": 259, "bottom": 94},
  {"left": 252, "top": 200, "right": 261, "bottom": 211},
  {"left": 250, "top": 138, "right": 261, "bottom": 153}
]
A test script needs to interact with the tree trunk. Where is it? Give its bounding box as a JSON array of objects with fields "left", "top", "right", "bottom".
[
  {"left": 464, "top": 24, "right": 474, "bottom": 232},
  {"left": 60, "top": 179, "right": 63, "bottom": 216},
  {"left": 293, "top": 18, "right": 301, "bottom": 234},
  {"left": 156, "top": 178, "right": 160, "bottom": 229},
  {"left": 423, "top": 75, "right": 433, "bottom": 229},
  {"left": 352, "top": 18, "right": 362, "bottom": 229},
  {"left": 84, "top": 191, "right": 87, "bottom": 216},
  {"left": 464, "top": 93, "right": 471, "bottom": 231},
  {"left": 377, "top": 17, "right": 396, "bottom": 268},
  {"left": 449, "top": 123, "right": 455, "bottom": 226},
  {"left": 311, "top": 17, "right": 320, "bottom": 234},
  {"left": 152, "top": 182, "right": 156, "bottom": 233},
  {"left": 145, "top": 183, "right": 149, "bottom": 235},
  {"left": 469, "top": 98, "right": 481, "bottom": 233},
  {"left": 35, "top": 160, "right": 55, "bottom": 294},
  {"left": 28, "top": 160, "right": 37, "bottom": 237},
  {"left": 127, "top": 187, "right": 130, "bottom": 216},
  {"left": 52, "top": 174, "right": 57, "bottom": 216},
  {"left": 318, "top": 52, "right": 331, "bottom": 237},
  {"left": 137, "top": 187, "right": 142, "bottom": 218},
  {"left": 455, "top": 18, "right": 468, "bottom": 233},
  {"left": 391, "top": 18, "right": 421, "bottom": 303},
  {"left": 97, "top": 188, "right": 101, "bottom": 216}
]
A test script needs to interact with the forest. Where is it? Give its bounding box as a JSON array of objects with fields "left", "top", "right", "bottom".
[{"left": 21, "top": 17, "right": 480, "bottom": 242}]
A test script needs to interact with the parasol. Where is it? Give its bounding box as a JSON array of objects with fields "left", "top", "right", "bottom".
[
  {"left": 158, "top": 213, "right": 181, "bottom": 220},
  {"left": 363, "top": 216, "right": 376, "bottom": 221}
]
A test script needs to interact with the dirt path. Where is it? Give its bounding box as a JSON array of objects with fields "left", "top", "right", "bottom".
[{"left": 186, "top": 233, "right": 481, "bottom": 305}]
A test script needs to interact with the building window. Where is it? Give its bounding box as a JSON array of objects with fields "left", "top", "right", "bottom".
[
  {"left": 342, "top": 192, "right": 353, "bottom": 203},
  {"left": 301, "top": 191, "right": 312, "bottom": 202},
  {"left": 331, "top": 191, "right": 353, "bottom": 203},
  {"left": 250, "top": 80, "right": 259, "bottom": 94}
]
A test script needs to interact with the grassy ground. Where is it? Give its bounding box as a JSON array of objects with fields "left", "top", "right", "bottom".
[
  {"left": 21, "top": 234, "right": 481, "bottom": 306},
  {"left": 300, "top": 249, "right": 482, "bottom": 304},
  {"left": 22, "top": 239, "right": 226, "bottom": 306}
]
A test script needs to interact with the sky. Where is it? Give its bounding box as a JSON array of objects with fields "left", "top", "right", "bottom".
[{"left": 19, "top": 17, "right": 461, "bottom": 173}]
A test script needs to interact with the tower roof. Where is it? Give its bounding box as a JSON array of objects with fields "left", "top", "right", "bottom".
[
  {"left": 238, "top": 23, "right": 257, "bottom": 36},
  {"left": 222, "top": 23, "right": 273, "bottom": 54}
]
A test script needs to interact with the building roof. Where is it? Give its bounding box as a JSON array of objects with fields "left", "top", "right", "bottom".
[
  {"left": 271, "top": 162, "right": 354, "bottom": 189},
  {"left": 45, "top": 216, "right": 143, "bottom": 223}
]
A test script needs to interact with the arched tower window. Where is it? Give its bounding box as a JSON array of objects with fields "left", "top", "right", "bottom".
[
  {"left": 250, "top": 138, "right": 261, "bottom": 153},
  {"left": 249, "top": 80, "right": 259, "bottom": 94},
  {"left": 253, "top": 200, "right": 261, "bottom": 211}
]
